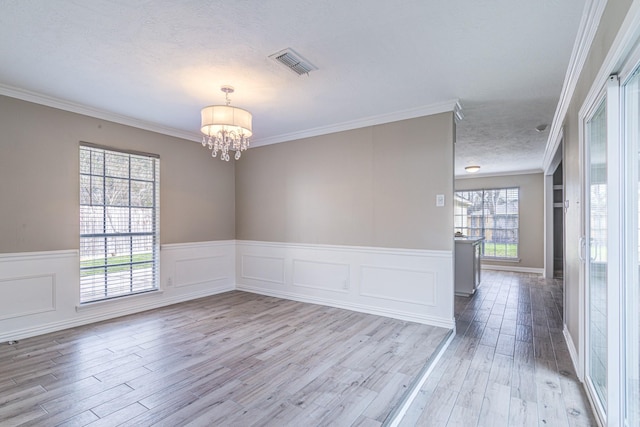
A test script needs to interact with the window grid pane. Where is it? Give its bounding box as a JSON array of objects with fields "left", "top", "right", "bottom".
[
  {"left": 79, "top": 145, "right": 159, "bottom": 303},
  {"left": 454, "top": 187, "right": 519, "bottom": 259}
]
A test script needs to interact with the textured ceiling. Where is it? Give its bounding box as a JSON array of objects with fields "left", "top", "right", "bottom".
[{"left": 0, "top": 0, "right": 586, "bottom": 176}]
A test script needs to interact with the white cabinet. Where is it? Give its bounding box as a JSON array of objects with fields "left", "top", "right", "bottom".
[{"left": 454, "top": 237, "right": 483, "bottom": 296}]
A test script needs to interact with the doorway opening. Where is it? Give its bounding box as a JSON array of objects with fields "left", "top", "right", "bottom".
[{"left": 553, "top": 161, "right": 564, "bottom": 279}]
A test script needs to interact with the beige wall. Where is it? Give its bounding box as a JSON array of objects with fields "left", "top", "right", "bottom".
[
  {"left": 0, "top": 95, "right": 236, "bottom": 253},
  {"left": 455, "top": 173, "right": 544, "bottom": 269},
  {"left": 561, "top": 0, "right": 632, "bottom": 352},
  {"left": 236, "top": 113, "right": 455, "bottom": 251}
]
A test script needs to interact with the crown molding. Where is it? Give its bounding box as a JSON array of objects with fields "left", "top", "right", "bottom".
[
  {"left": 1, "top": 82, "right": 461, "bottom": 148},
  {"left": 542, "top": 0, "right": 608, "bottom": 171},
  {"left": 455, "top": 168, "right": 543, "bottom": 180},
  {"left": 250, "top": 99, "right": 462, "bottom": 147},
  {"left": 0, "top": 83, "right": 202, "bottom": 142},
  {"left": 580, "top": 0, "right": 640, "bottom": 121}
]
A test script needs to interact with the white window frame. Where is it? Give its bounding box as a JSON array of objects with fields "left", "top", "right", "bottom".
[
  {"left": 79, "top": 143, "right": 160, "bottom": 304},
  {"left": 454, "top": 187, "right": 520, "bottom": 260}
]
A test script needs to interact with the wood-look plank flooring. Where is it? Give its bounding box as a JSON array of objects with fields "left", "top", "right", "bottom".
[
  {"left": 0, "top": 291, "right": 449, "bottom": 426},
  {"left": 399, "top": 270, "right": 597, "bottom": 427}
]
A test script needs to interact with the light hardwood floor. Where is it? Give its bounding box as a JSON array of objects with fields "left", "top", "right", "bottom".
[
  {"left": 399, "top": 270, "right": 597, "bottom": 427},
  {"left": 0, "top": 291, "right": 449, "bottom": 426}
]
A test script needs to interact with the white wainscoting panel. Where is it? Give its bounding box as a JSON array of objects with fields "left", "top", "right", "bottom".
[
  {"left": 162, "top": 241, "right": 235, "bottom": 294},
  {"left": 0, "top": 241, "right": 235, "bottom": 342},
  {"left": 0, "top": 274, "right": 56, "bottom": 321},
  {"left": 174, "top": 255, "right": 228, "bottom": 288},
  {"left": 241, "top": 255, "right": 285, "bottom": 284},
  {"left": 236, "top": 241, "right": 454, "bottom": 328},
  {"left": 293, "top": 259, "right": 350, "bottom": 293},
  {"left": 360, "top": 266, "right": 436, "bottom": 306}
]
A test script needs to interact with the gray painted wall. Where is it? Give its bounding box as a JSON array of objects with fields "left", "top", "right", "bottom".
[
  {"left": 236, "top": 113, "right": 455, "bottom": 251},
  {"left": 561, "top": 0, "right": 632, "bottom": 355},
  {"left": 455, "top": 173, "right": 544, "bottom": 269},
  {"left": 0, "top": 95, "right": 236, "bottom": 253}
]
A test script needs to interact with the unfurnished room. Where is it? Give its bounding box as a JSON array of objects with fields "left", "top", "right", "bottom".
[{"left": 0, "top": 1, "right": 639, "bottom": 426}]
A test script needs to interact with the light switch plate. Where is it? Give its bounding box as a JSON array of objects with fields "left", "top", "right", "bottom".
[{"left": 436, "top": 194, "right": 445, "bottom": 207}]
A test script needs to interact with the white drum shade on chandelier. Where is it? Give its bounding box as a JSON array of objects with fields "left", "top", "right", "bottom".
[{"left": 200, "top": 86, "right": 252, "bottom": 161}]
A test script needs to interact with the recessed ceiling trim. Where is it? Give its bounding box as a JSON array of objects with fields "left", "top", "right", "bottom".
[
  {"left": 251, "top": 99, "right": 462, "bottom": 147},
  {"left": 0, "top": 83, "right": 201, "bottom": 142}
]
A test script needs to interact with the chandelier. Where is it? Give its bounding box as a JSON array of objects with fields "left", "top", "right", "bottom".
[{"left": 201, "top": 86, "right": 252, "bottom": 161}]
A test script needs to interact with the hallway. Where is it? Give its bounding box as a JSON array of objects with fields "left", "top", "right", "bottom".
[{"left": 400, "top": 270, "right": 596, "bottom": 426}]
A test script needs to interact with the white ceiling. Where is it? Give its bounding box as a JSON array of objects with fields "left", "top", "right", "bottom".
[{"left": 0, "top": 0, "right": 585, "bottom": 176}]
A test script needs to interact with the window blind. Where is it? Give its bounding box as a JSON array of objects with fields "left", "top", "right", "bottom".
[
  {"left": 79, "top": 144, "right": 159, "bottom": 303},
  {"left": 454, "top": 187, "right": 519, "bottom": 259}
]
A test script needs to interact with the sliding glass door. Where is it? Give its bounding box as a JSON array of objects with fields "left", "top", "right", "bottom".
[
  {"left": 583, "top": 63, "right": 640, "bottom": 427},
  {"left": 584, "top": 96, "right": 608, "bottom": 419},
  {"left": 623, "top": 65, "right": 640, "bottom": 427}
]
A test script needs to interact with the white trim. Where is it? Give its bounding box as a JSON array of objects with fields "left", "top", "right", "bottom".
[
  {"left": 236, "top": 241, "right": 455, "bottom": 329},
  {"left": 292, "top": 259, "right": 351, "bottom": 293},
  {"left": 605, "top": 73, "right": 623, "bottom": 427},
  {"left": 545, "top": 128, "right": 565, "bottom": 176},
  {"left": 564, "top": 325, "right": 582, "bottom": 381},
  {"left": 75, "top": 289, "right": 165, "bottom": 311},
  {"left": 481, "top": 264, "right": 544, "bottom": 275},
  {"left": 388, "top": 329, "right": 456, "bottom": 427},
  {"left": 454, "top": 168, "right": 543, "bottom": 180},
  {"left": 240, "top": 255, "right": 286, "bottom": 284},
  {"left": 579, "top": 0, "right": 640, "bottom": 120},
  {"left": 0, "top": 285, "right": 233, "bottom": 343},
  {"left": 0, "top": 83, "right": 201, "bottom": 142},
  {"left": 160, "top": 240, "right": 236, "bottom": 250},
  {"left": 237, "top": 239, "right": 452, "bottom": 259},
  {"left": 0, "top": 249, "right": 78, "bottom": 262},
  {"left": 585, "top": 377, "right": 607, "bottom": 427},
  {"left": 236, "top": 283, "right": 455, "bottom": 329},
  {"left": 358, "top": 265, "right": 437, "bottom": 306},
  {"left": 0, "top": 273, "right": 56, "bottom": 320},
  {"left": 543, "top": 0, "right": 608, "bottom": 171},
  {"left": 250, "top": 99, "right": 462, "bottom": 147},
  {"left": 0, "top": 85, "right": 461, "bottom": 148}
]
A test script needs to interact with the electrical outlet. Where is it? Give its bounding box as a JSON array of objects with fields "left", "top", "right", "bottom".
[
  {"left": 436, "top": 194, "right": 445, "bottom": 207},
  {"left": 167, "top": 277, "right": 173, "bottom": 287}
]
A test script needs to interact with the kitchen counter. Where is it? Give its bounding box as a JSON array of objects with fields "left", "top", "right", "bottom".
[{"left": 455, "top": 237, "right": 483, "bottom": 296}]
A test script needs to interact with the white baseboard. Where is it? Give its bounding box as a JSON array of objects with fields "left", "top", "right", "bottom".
[
  {"left": 1, "top": 240, "right": 456, "bottom": 341},
  {"left": 0, "top": 285, "right": 233, "bottom": 342},
  {"left": 237, "top": 284, "right": 455, "bottom": 329},
  {"left": 0, "top": 241, "right": 236, "bottom": 342},
  {"left": 563, "top": 324, "right": 582, "bottom": 382},
  {"left": 236, "top": 240, "right": 455, "bottom": 329},
  {"left": 482, "top": 264, "right": 544, "bottom": 275}
]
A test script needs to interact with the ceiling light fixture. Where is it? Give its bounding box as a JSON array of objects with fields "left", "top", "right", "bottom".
[
  {"left": 535, "top": 124, "right": 548, "bottom": 132},
  {"left": 201, "top": 86, "right": 252, "bottom": 161},
  {"left": 465, "top": 165, "right": 481, "bottom": 173}
]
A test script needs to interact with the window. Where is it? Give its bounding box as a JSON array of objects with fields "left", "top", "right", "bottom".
[
  {"left": 454, "top": 188, "right": 519, "bottom": 259},
  {"left": 79, "top": 144, "right": 159, "bottom": 303}
]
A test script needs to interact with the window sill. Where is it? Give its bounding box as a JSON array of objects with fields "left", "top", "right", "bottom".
[{"left": 76, "top": 288, "right": 163, "bottom": 312}]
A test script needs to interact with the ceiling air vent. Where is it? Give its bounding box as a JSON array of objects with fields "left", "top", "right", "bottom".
[{"left": 269, "top": 48, "right": 317, "bottom": 76}]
